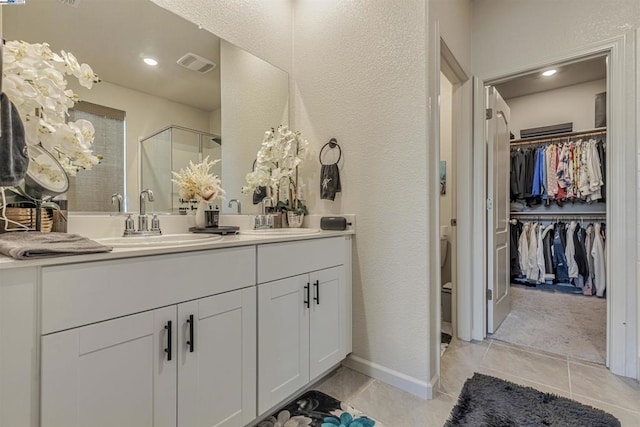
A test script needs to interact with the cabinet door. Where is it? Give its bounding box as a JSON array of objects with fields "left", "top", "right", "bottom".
[
  {"left": 309, "top": 266, "right": 343, "bottom": 380},
  {"left": 41, "top": 307, "right": 177, "bottom": 427},
  {"left": 178, "top": 288, "right": 256, "bottom": 427},
  {"left": 258, "top": 275, "right": 310, "bottom": 415}
]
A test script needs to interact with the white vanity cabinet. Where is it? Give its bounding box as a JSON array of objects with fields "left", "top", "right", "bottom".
[
  {"left": 256, "top": 237, "right": 352, "bottom": 415},
  {"left": 39, "top": 247, "right": 257, "bottom": 427}
]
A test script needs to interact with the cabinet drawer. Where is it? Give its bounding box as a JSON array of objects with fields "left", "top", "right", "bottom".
[
  {"left": 42, "top": 246, "right": 256, "bottom": 334},
  {"left": 257, "top": 237, "right": 345, "bottom": 283}
]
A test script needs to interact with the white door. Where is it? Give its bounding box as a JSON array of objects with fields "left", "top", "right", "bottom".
[
  {"left": 41, "top": 308, "right": 177, "bottom": 427},
  {"left": 178, "top": 288, "right": 256, "bottom": 427},
  {"left": 486, "top": 85, "right": 511, "bottom": 333},
  {"left": 309, "top": 266, "right": 343, "bottom": 380},
  {"left": 257, "top": 275, "right": 310, "bottom": 415}
]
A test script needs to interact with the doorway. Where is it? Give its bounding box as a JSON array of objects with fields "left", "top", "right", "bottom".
[
  {"left": 469, "top": 35, "right": 638, "bottom": 380},
  {"left": 485, "top": 55, "right": 608, "bottom": 365},
  {"left": 437, "top": 40, "right": 469, "bottom": 360}
]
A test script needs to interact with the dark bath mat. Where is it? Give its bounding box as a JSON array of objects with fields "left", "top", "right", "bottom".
[
  {"left": 445, "top": 373, "right": 620, "bottom": 426},
  {"left": 254, "top": 389, "right": 384, "bottom": 426}
]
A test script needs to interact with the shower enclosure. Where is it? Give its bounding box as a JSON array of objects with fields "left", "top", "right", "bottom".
[{"left": 140, "top": 125, "right": 221, "bottom": 213}]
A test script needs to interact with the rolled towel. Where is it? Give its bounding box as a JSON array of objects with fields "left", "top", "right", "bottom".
[
  {"left": 0, "top": 232, "right": 112, "bottom": 260},
  {"left": 0, "top": 93, "right": 29, "bottom": 186}
]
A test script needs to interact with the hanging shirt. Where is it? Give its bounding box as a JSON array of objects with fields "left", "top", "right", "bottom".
[
  {"left": 592, "top": 223, "right": 606, "bottom": 297},
  {"left": 565, "top": 221, "right": 579, "bottom": 279},
  {"left": 518, "top": 223, "right": 530, "bottom": 275},
  {"left": 526, "top": 223, "right": 539, "bottom": 281},
  {"left": 546, "top": 145, "right": 558, "bottom": 199},
  {"left": 537, "top": 224, "right": 546, "bottom": 282}
]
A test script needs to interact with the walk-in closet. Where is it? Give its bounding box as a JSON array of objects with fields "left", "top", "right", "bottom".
[{"left": 490, "top": 56, "right": 608, "bottom": 364}]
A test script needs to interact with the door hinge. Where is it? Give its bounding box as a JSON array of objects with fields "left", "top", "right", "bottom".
[
  {"left": 486, "top": 289, "right": 493, "bottom": 301},
  {"left": 486, "top": 108, "right": 493, "bottom": 120},
  {"left": 486, "top": 199, "right": 493, "bottom": 210}
]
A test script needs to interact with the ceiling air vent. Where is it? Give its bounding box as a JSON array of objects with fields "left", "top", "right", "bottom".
[
  {"left": 177, "top": 53, "right": 217, "bottom": 74},
  {"left": 57, "top": 0, "right": 81, "bottom": 8},
  {"left": 520, "top": 122, "right": 573, "bottom": 139}
]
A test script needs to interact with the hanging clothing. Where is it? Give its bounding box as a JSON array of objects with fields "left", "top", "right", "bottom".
[
  {"left": 527, "top": 223, "right": 539, "bottom": 281},
  {"left": 565, "top": 221, "right": 579, "bottom": 279},
  {"left": 541, "top": 224, "right": 555, "bottom": 280},
  {"left": 518, "top": 223, "right": 530, "bottom": 275},
  {"left": 510, "top": 134, "right": 606, "bottom": 205},
  {"left": 553, "top": 223, "right": 569, "bottom": 283},
  {"left": 592, "top": 223, "right": 606, "bottom": 297}
]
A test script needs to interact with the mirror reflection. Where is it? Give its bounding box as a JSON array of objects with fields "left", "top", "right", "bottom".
[{"left": 4, "top": 0, "right": 289, "bottom": 214}]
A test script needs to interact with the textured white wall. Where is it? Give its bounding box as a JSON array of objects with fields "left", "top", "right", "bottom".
[
  {"left": 506, "top": 79, "right": 607, "bottom": 138},
  {"left": 70, "top": 79, "right": 211, "bottom": 212},
  {"left": 472, "top": 0, "right": 640, "bottom": 79},
  {"left": 150, "top": 0, "right": 293, "bottom": 73},
  {"left": 430, "top": 0, "right": 472, "bottom": 75},
  {"left": 294, "top": 0, "right": 431, "bottom": 385}
]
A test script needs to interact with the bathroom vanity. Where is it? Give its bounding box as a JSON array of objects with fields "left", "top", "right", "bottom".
[{"left": 0, "top": 231, "right": 353, "bottom": 427}]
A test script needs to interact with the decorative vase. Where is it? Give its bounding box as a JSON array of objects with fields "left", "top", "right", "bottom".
[
  {"left": 287, "top": 211, "right": 304, "bottom": 228},
  {"left": 195, "top": 200, "right": 207, "bottom": 228}
]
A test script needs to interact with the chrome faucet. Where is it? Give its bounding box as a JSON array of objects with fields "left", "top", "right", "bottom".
[
  {"left": 123, "top": 189, "right": 161, "bottom": 236},
  {"left": 261, "top": 197, "right": 274, "bottom": 215},
  {"left": 254, "top": 197, "right": 275, "bottom": 229},
  {"left": 111, "top": 193, "right": 123, "bottom": 213},
  {"left": 138, "top": 189, "right": 154, "bottom": 232},
  {"left": 228, "top": 199, "right": 242, "bottom": 214}
]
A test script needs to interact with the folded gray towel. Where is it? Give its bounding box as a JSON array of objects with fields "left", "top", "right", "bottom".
[
  {"left": 0, "top": 232, "right": 112, "bottom": 259},
  {"left": 0, "top": 92, "right": 29, "bottom": 187}
]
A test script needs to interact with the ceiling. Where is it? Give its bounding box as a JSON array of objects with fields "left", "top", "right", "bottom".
[
  {"left": 4, "top": 0, "right": 221, "bottom": 112},
  {"left": 494, "top": 56, "right": 607, "bottom": 100}
]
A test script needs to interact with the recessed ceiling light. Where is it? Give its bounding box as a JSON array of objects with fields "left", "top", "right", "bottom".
[
  {"left": 143, "top": 57, "right": 158, "bottom": 66},
  {"left": 542, "top": 69, "right": 557, "bottom": 77}
]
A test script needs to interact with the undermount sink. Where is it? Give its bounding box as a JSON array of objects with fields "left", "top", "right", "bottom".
[
  {"left": 240, "top": 228, "right": 321, "bottom": 236},
  {"left": 96, "top": 233, "right": 223, "bottom": 248}
]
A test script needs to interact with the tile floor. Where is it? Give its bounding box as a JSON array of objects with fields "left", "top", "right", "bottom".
[{"left": 314, "top": 338, "right": 640, "bottom": 426}]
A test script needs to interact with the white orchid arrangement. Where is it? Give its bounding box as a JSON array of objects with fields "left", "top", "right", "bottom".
[
  {"left": 171, "top": 156, "right": 225, "bottom": 203},
  {"left": 3, "top": 40, "right": 101, "bottom": 176},
  {"left": 242, "top": 125, "right": 309, "bottom": 213}
]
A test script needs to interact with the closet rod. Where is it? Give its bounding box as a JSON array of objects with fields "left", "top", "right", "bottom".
[
  {"left": 510, "top": 214, "right": 606, "bottom": 222},
  {"left": 510, "top": 128, "right": 606, "bottom": 147}
]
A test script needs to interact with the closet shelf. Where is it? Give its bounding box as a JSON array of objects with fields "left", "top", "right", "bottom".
[{"left": 511, "top": 127, "right": 606, "bottom": 146}]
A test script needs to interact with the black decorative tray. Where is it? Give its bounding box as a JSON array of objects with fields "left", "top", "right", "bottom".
[{"left": 188, "top": 226, "right": 239, "bottom": 235}]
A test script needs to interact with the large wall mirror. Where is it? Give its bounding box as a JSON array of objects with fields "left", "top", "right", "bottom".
[{"left": 4, "top": 0, "right": 289, "bottom": 214}]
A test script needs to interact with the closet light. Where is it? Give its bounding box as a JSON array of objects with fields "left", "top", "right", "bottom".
[
  {"left": 143, "top": 57, "right": 158, "bottom": 66},
  {"left": 542, "top": 69, "right": 557, "bottom": 77}
]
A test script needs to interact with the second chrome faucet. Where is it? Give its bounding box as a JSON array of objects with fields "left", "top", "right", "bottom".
[{"left": 123, "top": 189, "right": 162, "bottom": 236}]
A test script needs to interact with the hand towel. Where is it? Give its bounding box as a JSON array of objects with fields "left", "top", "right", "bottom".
[
  {"left": 0, "top": 232, "right": 112, "bottom": 260},
  {"left": 320, "top": 164, "right": 341, "bottom": 201},
  {"left": 0, "top": 93, "right": 29, "bottom": 186},
  {"left": 252, "top": 186, "right": 268, "bottom": 205}
]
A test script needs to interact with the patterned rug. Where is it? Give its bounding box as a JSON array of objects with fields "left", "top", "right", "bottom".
[
  {"left": 255, "top": 390, "right": 384, "bottom": 427},
  {"left": 445, "top": 373, "right": 620, "bottom": 426}
]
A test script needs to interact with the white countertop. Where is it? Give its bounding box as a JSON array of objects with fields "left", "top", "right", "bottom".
[{"left": 0, "top": 220, "right": 354, "bottom": 270}]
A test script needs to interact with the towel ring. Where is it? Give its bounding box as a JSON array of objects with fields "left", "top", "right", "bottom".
[{"left": 319, "top": 138, "right": 342, "bottom": 165}]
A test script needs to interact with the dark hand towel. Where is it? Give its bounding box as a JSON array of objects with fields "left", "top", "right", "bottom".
[
  {"left": 320, "top": 164, "right": 341, "bottom": 201},
  {"left": 0, "top": 93, "right": 29, "bottom": 187},
  {"left": 0, "top": 232, "right": 112, "bottom": 260},
  {"left": 252, "top": 186, "right": 268, "bottom": 205}
]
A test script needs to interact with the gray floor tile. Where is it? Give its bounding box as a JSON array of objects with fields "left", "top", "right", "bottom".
[
  {"left": 480, "top": 340, "right": 571, "bottom": 392},
  {"left": 314, "top": 366, "right": 375, "bottom": 403},
  {"left": 569, "top": 362, "right": 640, "bottom": 413}
]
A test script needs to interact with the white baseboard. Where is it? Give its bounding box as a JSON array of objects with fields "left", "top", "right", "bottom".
[{"left": 342, "top": 354, "right": 436, "bottom": 399}]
